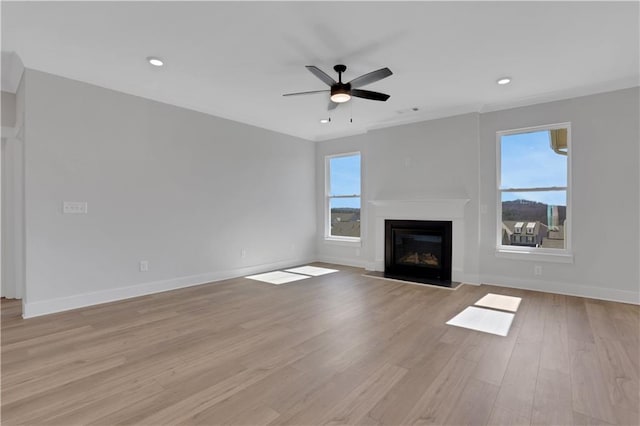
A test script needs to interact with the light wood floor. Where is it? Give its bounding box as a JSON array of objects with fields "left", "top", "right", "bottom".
[{"left": 1, "top": 264, "right": 638, "bottom": 425}]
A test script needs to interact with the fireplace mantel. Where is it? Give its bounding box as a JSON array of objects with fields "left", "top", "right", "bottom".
[{"left": 367, "top": 198, "right": 470, "bottom": 282}]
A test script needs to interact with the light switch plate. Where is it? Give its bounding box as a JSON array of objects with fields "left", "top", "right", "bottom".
[{"left": 63, "top": 201, "right": 88, "bottom": 214}]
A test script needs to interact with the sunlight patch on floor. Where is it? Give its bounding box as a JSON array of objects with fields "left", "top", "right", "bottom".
[
  {"left": 474, "top": 293, "right": 522, "bottom": 312},
  {"left": 284, "top": 266, "right": 338, "bottom": 276},
  {"left": 245, "top": 271, "right": 311, "bottom": 285},
  {"left": 246, "top": 265, "right": 339, "bottom": 285},
  {"left": 446, "top": 306, "right": 515, "bottom": 337}
]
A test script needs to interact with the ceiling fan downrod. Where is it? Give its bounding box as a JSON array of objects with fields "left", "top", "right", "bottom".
[{"left": 334, "top": 64, "right": 347, "bottom": 83}]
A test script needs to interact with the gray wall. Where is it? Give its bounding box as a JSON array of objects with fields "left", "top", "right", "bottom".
[
  {"left": 316, "top": 88, "right": 639, "bottom": 303},
  {"left": 22, "top": 69, "right": 316, "bottom": 315},
  {"left": 315, "top": 113, "right": 481, "bottom": 281},
  {"left": 2, "top": 86, "right": 25, "bottom": 300},
  {"left": 1, "top": 91, "right": 16, "bottom": 128},
  {"left": 16, "top": 68, "right": 640, "bottom": 315},
  {"left": 479, "top": 88, "right": 639, "bottom": 300},
  {"left": 2, "top": 90, "right": 18, "bottom": 298}
]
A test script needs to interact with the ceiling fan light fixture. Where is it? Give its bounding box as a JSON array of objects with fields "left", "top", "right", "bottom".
[
  {"left": 330, "top": 91, "right": 351, "bottom": 103},
  {"left": 497, "top": 77, "right": 511, "bottom": 85},
  {"left": 330, "top": 93, "right": 351, "bottom": 103}
]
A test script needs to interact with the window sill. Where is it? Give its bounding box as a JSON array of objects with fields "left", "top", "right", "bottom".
[
  {"left": 324, "top": 237, "right": 361, "bottom": 247},
  {"left": 496, "top": 248, "right": 574, "bottom": 264}
]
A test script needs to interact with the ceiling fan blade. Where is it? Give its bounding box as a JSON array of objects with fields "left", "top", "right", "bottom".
[
  {"left": 348, "top": 67, "right": 393, "bottom": 88},
  {"left": 306, "top": 65, "right": 337, "bottom": 86},
  {"left": 328, "top": 101, "right": 338, "bottom": 110},
  {"left": 351, "top": 89, "right": 390, "bottom": 101},
  {"left": 283, "top": 89, "right": 330, "bottom": 97}
]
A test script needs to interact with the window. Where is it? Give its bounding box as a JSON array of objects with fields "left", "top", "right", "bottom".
[
  {"left": 326, "top": 152, "right": 361, "bottom": 240},
  {"left": 526, "top": 223, "right": 535, "bottom": 234},
  {"left": 498, "top": 124, "right": 571, "bottom": 256}
]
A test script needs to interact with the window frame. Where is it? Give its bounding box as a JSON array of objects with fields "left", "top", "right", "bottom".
[
  {"left": 325, "top": 151, "right": 362, "bottom": 243},
  {"left": 496, "top": 123, "right": 573, "bottom": 263}
]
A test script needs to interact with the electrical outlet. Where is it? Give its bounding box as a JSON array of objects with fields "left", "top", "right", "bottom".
[
  {"left": 63, "top": 201, "right": 88, "bottom": 214},
  {"left": 139, "top": 261, "right": 149, "bottom": 272},
  {"left": 241, "top": 248, "right": 247, "bottom": 258},
  {"left": 534, "top": 265, "right": 542, "bottom": 276}
]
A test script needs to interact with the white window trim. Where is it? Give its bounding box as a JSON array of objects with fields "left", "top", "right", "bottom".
[
  {"left": 496, "top": 122, "right": 573, "bottom": 263},
  {"left": 325, "top": 151, "right": 362, "bottom": 243}
]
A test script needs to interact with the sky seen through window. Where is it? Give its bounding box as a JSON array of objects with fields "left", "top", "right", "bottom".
[
  {"left": 501, "top": 130, "right": 567, "bottom": 206},
  {"left": 330, "top": 154, "right": 361, "bottom": 208}
]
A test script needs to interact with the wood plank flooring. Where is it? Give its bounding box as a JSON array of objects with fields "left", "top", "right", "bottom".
[{"left": 1, "top": 264, "right": 638, "bottom": 425}]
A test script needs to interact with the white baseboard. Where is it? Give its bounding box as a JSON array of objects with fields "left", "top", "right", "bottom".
[
  {"left": 371, "top": 259, "right": 385, "bottom": 271},
  {"left": 364, "top": 261, "right": 378, "bottom": 271},
  {"left": 481, "top": 274, "right": 640, "bottom": 305},
  {"left": 23, "top": 257, "right": 316, "bottom": 318},
  {"left": 457, "top": 272, "right": 481, "bottom": 285},
  {"left": 22, "top": 258, "right": 638, "bottom": 318}
]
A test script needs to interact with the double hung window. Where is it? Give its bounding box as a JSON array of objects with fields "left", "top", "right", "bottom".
[
  {"left": 326, "top": 153, "right": 361, "bottom": 240},
  {"left": 497, "top": 124, "right": 571, "bottom": 255}
]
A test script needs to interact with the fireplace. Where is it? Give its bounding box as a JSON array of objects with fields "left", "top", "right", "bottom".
[{"left": 385, "top": 219, "right": 453, "bottom": 287}]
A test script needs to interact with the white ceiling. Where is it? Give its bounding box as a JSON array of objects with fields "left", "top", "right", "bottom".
[{"left": 2, "top": 1, "right": 638, "bottom": 141}]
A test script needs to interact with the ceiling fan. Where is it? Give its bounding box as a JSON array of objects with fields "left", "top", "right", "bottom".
[{"left": 283, "top": 64, "right": 392, "bottom": 110}]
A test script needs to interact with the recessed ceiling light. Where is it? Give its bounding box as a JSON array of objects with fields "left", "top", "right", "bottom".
[
  {"left": 147, "top": 57, "right": 164, "bottom": 67},
  {"left": 497, "top": 77, "right": 512, "bottom": 85},
  {"left": 320, "top": 118, "right": 331, "bottom": 124}
]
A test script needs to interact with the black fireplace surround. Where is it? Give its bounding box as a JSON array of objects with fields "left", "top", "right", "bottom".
[{"left": 385, "top": 219, "right": 453, "bottom": 287}]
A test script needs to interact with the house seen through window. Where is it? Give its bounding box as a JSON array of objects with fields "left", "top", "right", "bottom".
[
  {"left": 326, "top": 153, "right": 361, "bottom": 239},
  {"left": 499, "top": 125, "right": 570, "bottom": 251}
]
